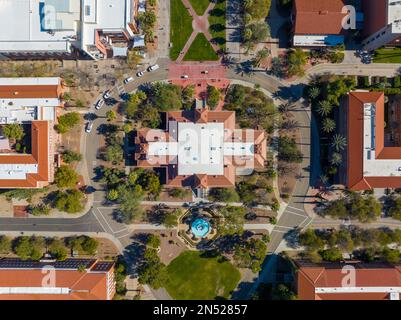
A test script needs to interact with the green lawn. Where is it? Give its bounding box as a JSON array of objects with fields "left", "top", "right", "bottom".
[
  {"left": 373, "top": 48, "right": 401, "bottom": 63},
  {"left": 188, "top": 0, "right": 211, "bottom": 15},
  {"left": 208, "top": 0, "right": 226, "bottom": 50},
  {"left": 183, "top": 33, "right": 219, "bottom": 61},
  {"left": 170, "top": 0, "right": 193, "bottom": 61},
  {"left": 165, "top": 251, "right": 241, "bottom": 300}
]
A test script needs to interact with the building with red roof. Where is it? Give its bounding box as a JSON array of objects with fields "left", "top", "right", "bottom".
[
  {"left": 297, "top": 262, "right": 401, "bottom": 300},
  {"left": 134, "top": 109, "right": 267, "bottom": 189},
  {"left": 0, "top": 78, "right": 63, "bottom": 188},
  {"left": 345, "top": 91, "right": 401, "bottom": 190},
  {"left": 292, "top": 0, "right": 348, "bottom": 47},
  {"left": 0, "top": 258, "right": 115, "bottom": 300}
]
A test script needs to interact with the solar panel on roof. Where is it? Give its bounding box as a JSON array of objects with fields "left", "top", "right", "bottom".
[
  {"left": 91, "top": 261, "right": 114, "bottom": 272},
  {"left": 0, "top": 258, "right": 97, "bottom": 270}
]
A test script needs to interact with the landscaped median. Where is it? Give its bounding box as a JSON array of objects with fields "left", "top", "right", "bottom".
[{"left": 208, "top": 0, "right": 226, "bottom": 50}]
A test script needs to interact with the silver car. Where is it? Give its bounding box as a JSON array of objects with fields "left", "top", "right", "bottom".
[
  {"left": 85, "top": 121, "right": 94, "bottom": 133},
  {"left": 95, "top": 99, "right": 104, "bottom": 110}
]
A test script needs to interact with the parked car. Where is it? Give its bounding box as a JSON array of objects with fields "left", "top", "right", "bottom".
[
  {"left": 95, "top": 99, "right": 104, "bottom": 110},
  {"left": 147, "top": 64, "right": 159, "bottom": 72},
  {"left": 124, "top": 76, "right": 134, "bottom": 84},
  {"left": 181, "top": 75, "right": 189, "bottom": 79},
  {"left": 103, "top": 90, "right": 111, "bottom": 99},
  {"left": 85, "top": 121, "right": 94, "bottom": 133},
  {"left": 136, "top": 71, "right": 144, "bottom": 77}
]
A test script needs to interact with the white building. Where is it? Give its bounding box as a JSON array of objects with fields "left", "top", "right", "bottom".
[
  {"left": 362, "top": 0, "right": 401, "bottom": 51},
  {"left": 0, "top": 0, "right": 137, "bottom": 59}
]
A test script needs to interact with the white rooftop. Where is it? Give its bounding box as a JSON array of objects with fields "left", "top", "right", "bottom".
[
  {"left": 389, "top": 0, "right": 401, "bottom": 33},
  {"left": 363, "top": 103, "right": 401, "bottom": 177},
  {"left": 293, "top": 35, "right": 344, "bottom": 47},
  {"left": 147, "top": 123, "right": 256, "bottom": 176},
  {"left": 0, "top": 287, "right": 70, "bottom": 295},
  {"left": 0, "top": 78, "right": 60, "bottom": 86},
  {"left": 0, "top": 0, "right": 79, "bottom": 52},
  {"left": 82, "top": 0, "right": 132, "bottom": 50},
  {"left": 0, "top": 0, "right": 133, "bottom": 54},
  {"left": 0, "top": 163, "right": 38, "bottom": 180}
]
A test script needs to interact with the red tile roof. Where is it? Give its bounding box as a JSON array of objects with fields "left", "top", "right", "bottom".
[
  {"left": 0, "top": 121, "right": 50, "bottom": 188},
  {"left": 297, "top": 263, "right": 401, "bottom": 300},
  {"left": 294, "top": 0, "right": 347, "bottom": 35},
  {"left": 0, "top": 259, "right": 115, "bottom": 300},
  {"left": 347, "top": 92, "right": 401, "bottom": 190}
]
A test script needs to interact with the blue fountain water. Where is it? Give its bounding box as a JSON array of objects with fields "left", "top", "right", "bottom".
[{"left": 191, "top": 218, "right": 210, "bottom": 238}]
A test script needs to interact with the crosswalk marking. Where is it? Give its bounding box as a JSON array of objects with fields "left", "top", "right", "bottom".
[
  {"left": 285, "top": 209, "right": 308, "bottom": 218},
  {"left": 287, "top": 205, "right": 304, "bottom": 212}
]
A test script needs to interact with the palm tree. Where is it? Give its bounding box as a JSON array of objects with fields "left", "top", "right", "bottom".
[
  {"left": 331, "top": 134, "right": 347, "bottom": 152},
  {"left": 330, "top": 152, "right": 343, "bottom": 166},
  {"left": 320, "top": 174, "right": 329, "bottom": 185},
  {"left": 308, "top": 87, "right": 320, "bottom": 100},
  {"left": 322, "top": 118, "right": 336, "bottom": 133},
  {"left": 282, "top": 119, "right": 299, "bottom": 131},
  {"left": 252, "top": 49, "right": 270, "bottom": 67},
  {"left": 316, "top": 100, "right": 333, "bottom": 117},
  {"left": 278, "top": 103, "right": 294, "bottom": 118}
]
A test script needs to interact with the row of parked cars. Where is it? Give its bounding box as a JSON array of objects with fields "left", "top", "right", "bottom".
[{"left": 85, "top": 64, "right": 160, "bottom": 133}]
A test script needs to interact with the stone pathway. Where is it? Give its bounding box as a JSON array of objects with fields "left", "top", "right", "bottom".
[{"left": 176, "top": 0, "right": 220, "bottom": 63}]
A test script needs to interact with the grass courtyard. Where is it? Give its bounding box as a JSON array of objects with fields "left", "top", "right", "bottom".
[
  {"left": 183, "top": 33, "right": 219, "bottom": 61},
  {"left": 373, "top": 48, "right": 401, "bottom": 63},
  {"left": 188, "top": 0, "right": 211, "bottom": 15},
  {"left": 165, "top": 251, "right": 241, "bottom": 300},
  {"left": 170, "top": 0, "right": 193, "bottom": 60},
  {"left": 170, "top": 0, "right": 225, "bottom": 61}
]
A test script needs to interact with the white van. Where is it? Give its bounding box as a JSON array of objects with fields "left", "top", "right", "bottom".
[{"left": 147, "top": 64, "right": 159, "bottom": 72}]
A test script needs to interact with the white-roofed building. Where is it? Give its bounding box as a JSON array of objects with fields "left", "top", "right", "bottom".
[
  {"left": 0, "top": 77, "right": 64, "bottom": 188},
  {"left": 362, "top": 0, "right": 401, "bottom": 51},
  {"left": 0, "top": 0, "right": 137, "bottom": 60}
]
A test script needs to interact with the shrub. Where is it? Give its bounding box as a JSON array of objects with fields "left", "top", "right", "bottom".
[
  {"left": 29, "top": 204, "right": 50, "bottom": 216},
  {"left": 62, "top": 150, "right": 82, "bottom": 164},
  {"left": 54, "top": 165, "right": 79, "bottom": 189},
  {"left": 394, "top": 76, "right": 401, "bottom": 88},
  {"left": 55, "top": 189, "right": 84, "bottom": 214}
]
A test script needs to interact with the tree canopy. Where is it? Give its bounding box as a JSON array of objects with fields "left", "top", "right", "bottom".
[
  {"left": 3, "top": 123, "right": 25, "bottom": 140},
  {"left": 54, "top": 165, "right": 79, "bottom": 189}
]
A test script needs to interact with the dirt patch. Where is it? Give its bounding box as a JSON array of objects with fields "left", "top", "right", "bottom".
[
  {"left": 13, "top": 206, "right": 28, "bottom": 218},
  {"left": 158, "top": 189, "right": 192, "bottom": 202},
  {"left": 93, "top": 237, "right": 121, "bottom": 258},
  {"left": 60, "top": 114, "right": 84, "bottom": 165},
  {"left": 158, "top": 230, "right": 187, "bottom": 265}
]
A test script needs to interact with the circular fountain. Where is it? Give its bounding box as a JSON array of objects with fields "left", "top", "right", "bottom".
[{"left": 191, "top": 218, "right": 210, "bottom": 239}]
